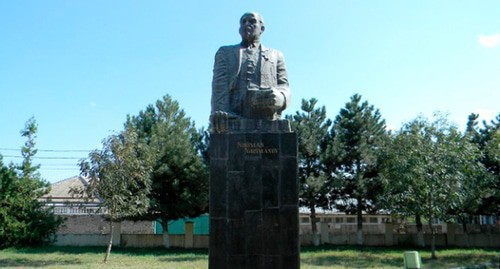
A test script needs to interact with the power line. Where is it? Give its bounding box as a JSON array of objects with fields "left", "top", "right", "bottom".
[
  {"left": 41, "top": 168, "right": 80, "bottom": 171},
  {"left": 2, "top": 155, "right": 82, "bottom": 160},
  {"left": 42, "top": 163, "right": 78, "bottom": 167},
  {"left": 0, "top": 148, "right": 91, "bottom": 153}
]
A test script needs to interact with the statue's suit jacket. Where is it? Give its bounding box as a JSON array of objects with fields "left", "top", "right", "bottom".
[{"left": 211, "top": 44, "right": 290, "bottom": 120}]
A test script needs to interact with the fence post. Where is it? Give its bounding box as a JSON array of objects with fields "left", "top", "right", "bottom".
[
  {"left": 384, "top": 222, "right": 394, "bottom": 246},
  {"left": 446, "top": 223, "right": 456, "bottom": 246},
  {"left": 320, "top": 222, "right": 329, "bottom": 245},
  {"left": 185, "top": 221, "right": 194, "bottom": 248},
  {"left": 112, "top": 221, "right": 121, "bottom": 246}
]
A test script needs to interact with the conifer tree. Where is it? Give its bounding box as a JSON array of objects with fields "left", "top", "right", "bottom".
[
  {"left": 0, "top": 117, "right": 62, "bottom": 247},
  {"left": 19, "top": 117, "right": 40, "bottom": 180},
  {"left": 287, "top": 98, "right": 332, "bottom": 246},
  {"left": 323, "top": 94, "right": 387, "bottom": 245},
  {"left": 125, "top": 95, "right": 208, "bottom": 248},
  {"left": 465, "top": 113, "right": 500, "bottom": 216}
]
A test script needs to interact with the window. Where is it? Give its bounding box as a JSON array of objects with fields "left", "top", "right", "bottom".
[
  {"left": 346, "top": 217, "right": 355, "bottom": 223},
  {"left": 324, "top": 217, "right": 332, "bottom": 223},
  {"left": 301, "top": 217, "right": 309, "bottom": 223},
  {"left": 369, "top": 217, "right": 378, "bottom": 223},
  {"left": 335, "top": 218, "right": 344, "bottom": 223}
]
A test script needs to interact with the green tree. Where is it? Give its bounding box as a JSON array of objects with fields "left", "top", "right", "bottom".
[
  {"left": 125, "top": 95, "right": 208, "bottom": 248},
  {"left": 19, "top": 117, "right": 40, "bottom": 180},
  {"left": 192, "top": 127, "right": 210, "bottom": 165},
  {"left": 380, "top": 123, "right": 426, "bottom": 248},
  {"left": 323, "top": 94, "right": 387, "bottom": 245},
  {"left": 78, "top": 127, "right": 152, "bottom": 262},
  {"left": 465, "top": 113, "right": 500, "bottom": 216},
  {"left": 0, "top": 118, "right": 62, "bottom": 247},
  {"left": 286, "top": 98, "right": 332, "bottom": 246},
  {"left": 380, "top": 114, "right": 485, "bottom": 258}
]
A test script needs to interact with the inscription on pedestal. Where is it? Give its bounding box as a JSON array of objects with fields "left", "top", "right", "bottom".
[{"left": 237, "top": 142, "right": 279, "bottom": 154}]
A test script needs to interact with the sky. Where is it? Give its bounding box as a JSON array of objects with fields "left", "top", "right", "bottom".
[{"left": 1, "top": 1, "right": 499, "bottom": 183}]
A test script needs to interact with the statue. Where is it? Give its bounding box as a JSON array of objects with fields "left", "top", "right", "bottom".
[
  {"left": 210, "top": 12, "right": 291, "bottom": 133},
  {"left": 209, "top": 13, "right": 299, "bottom": 268}
]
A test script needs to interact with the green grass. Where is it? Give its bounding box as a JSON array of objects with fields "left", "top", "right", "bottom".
[
  {"left": 0, "top": 245, "right": 498, "bottom": 268},
  {"left": 300, "top": 246, "right": 499, "bottom": 268}
]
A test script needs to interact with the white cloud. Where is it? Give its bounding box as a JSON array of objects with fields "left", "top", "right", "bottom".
[{"left": 478, "top": 34, "right": 500, "bottom": 48}]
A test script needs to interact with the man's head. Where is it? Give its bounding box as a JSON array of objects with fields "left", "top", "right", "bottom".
[{"left": 239, "top": 12, "right": 265, "bottom": 44}]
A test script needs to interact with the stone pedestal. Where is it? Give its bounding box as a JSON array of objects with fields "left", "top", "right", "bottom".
[{"left": 209, "top": 119, "right": 299, "bottom": 269}]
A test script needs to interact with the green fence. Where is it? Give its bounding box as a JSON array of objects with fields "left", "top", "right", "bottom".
[{"left": 155, "top": 214, "right": 209, "bottom": 235}]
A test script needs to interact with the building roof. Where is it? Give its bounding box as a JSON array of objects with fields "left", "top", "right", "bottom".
[{"left": 43, "top": 176, "right": 100, "bottom": 204}]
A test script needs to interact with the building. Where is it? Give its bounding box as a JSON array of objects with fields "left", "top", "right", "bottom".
[
  {"left": 42, "top": 176, "right": 154, "bottom": 236},
  {"left": 299, "top": 212, "right": 393, "bottom": 235}
]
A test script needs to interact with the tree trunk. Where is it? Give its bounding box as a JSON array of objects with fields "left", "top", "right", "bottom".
[
  {"left": 310, "top": 206, "right": 320, "bottom": 246},
  {"left": 416, "top": 214, "right": 425, "bottom": 247},
  {"left": 429, "top": 219, "right": 437, "bottom": 259},
  {"left": 161, "top": 221, "right": 170, "bottom": 249},
  {"left": 104, "top": 221, "right": 113, "bottom": 263},
  {"left": 356, "top": 197, "right": 363, "bottom": 246}
]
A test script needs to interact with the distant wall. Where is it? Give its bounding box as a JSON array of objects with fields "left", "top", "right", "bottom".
[
  {"left": 53, "top": 220, "right": 499, "bottom": 248},
  {"left": 121, "top": 234, "right": 163, "bottom": 248},
  {"left": 54, "top": 234, "right": 210, "bottom": 248},
  {"left": 299, "top": 223, "right": 500, "bottom": 248},
  {"left": 55, "top": 234, "right": 110, "bottom": 246},
  {"left": 54, "top": 232, "right": 499, "bottom": 248},
  {"left": 57, "top": 215, "right": 154, "bottom": 234}
]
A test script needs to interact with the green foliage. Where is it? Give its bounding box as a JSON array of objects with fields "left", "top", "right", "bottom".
[
  {"left": 125, "top": 95, "right": 208, "bottom": 227},
  {"left": 191, "top": 127, "right": 210, "bottom": 165},
  {"left": 287, "top": 98, "right": 332, "bottom": 210},
  {"left": 383, "top": 114, "right": 488, "bottom": 217},
  {"left": 78, "top": 127, "right": 153, "bottom": 262},
  {"left": 18, "top": 116, "right": 41, "bottom": 180},
  {"left": 323, "top": 94, "right": 387, "bottom": 216},
  {"left": 79, "top": 127, "right": 152, "bottom": 221},
  {"left": 0, "top": 118, "right": 62, "bottom": 248},
  {"left": 380, "top": 113, "right": 488, "bottom": 257},
  {"left": 287, "top": 98, "right": 332, "bottom": 244},
  {"left": 465, "top": 113, "right": 500, "bottom": 215}
]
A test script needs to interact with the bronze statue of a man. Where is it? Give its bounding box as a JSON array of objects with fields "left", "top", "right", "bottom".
[{"left": 210, "top": 12, "right": 291, "bottom": 132}]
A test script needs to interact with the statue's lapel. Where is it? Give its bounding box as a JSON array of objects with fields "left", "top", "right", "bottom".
[
  {"left": 260, "top": 45, "right": 270, "bottom": 61},
  {"left": 260, "top": 45, "right": 272, "bottom": 88}
]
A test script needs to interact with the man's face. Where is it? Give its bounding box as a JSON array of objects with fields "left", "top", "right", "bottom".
[{"left": 239, "top": 13, "right": 264, "bottom": 42}]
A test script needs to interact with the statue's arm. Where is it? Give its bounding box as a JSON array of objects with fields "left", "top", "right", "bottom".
[
  {"left": 211, "top": 47, "right": 230, "bottom": 114},
  {"left": 275, "top": 51, "right": 290, "bottom": 110},
  {"left": 210, "top": 47, "right": 239, "bottom": 132}
]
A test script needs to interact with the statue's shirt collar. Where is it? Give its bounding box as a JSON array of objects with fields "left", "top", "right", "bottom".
[{"left": 240, "top": 41, "right": 260, "bottom": 49}]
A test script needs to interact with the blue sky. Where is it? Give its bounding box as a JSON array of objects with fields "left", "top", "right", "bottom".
[{"left": 1, "top": 1, "right": 499, "bottom": 182}]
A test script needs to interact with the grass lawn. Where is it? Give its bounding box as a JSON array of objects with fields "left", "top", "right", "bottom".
[
  {"left": 301, "top": 246, "right": 499, "bottom": 268},
  {"left": 0, "top": 245, "right": 498, "bottom": 269}
]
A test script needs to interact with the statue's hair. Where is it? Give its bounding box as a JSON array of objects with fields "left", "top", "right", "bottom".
[{"left": 240, "top": 12, "right": 265, "bottom": 27}]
